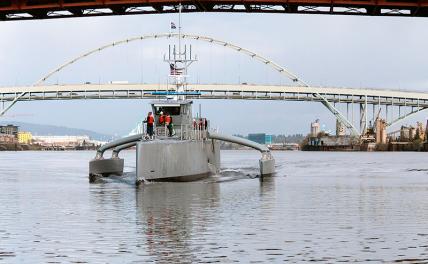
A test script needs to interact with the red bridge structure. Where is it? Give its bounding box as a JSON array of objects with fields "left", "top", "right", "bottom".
[{"left": 1, "top": 0, "right": 428, "bottom": 20}]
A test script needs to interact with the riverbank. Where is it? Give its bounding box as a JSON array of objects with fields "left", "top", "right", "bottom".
[
  {"left": 0, "top": 143, "right": 98, "bottom": 151},
  {"left": 302, "top": 142, "right": 428, "bottom": 151}
]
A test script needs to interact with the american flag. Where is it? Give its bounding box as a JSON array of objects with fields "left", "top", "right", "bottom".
[
  {"left": 170, "top": 22, "right": 176, "bottom": 29},
  {"left": 170, "top": 64, "right": 183, "bottom": 75}
]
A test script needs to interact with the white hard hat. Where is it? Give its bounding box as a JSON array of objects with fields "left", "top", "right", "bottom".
[{"left": 160, "top": 111, "right": 163, "bottom": 114}]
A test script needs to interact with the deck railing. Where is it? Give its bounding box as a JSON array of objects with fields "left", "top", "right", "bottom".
[{"left": 142, "top": 123, "right": 208, "bottom": 141}]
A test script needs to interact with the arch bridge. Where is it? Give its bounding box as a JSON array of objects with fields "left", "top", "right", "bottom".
[{"left": 0, "top": 32, "right": 426, "bottom": 136}]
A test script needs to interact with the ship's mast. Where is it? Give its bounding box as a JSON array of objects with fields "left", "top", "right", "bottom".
[
  {"left": 178, "top": 2, "right": 182, "bottom": 61},
  {"left": 164, "top": 3, "right": 197, "bottom": 100}
]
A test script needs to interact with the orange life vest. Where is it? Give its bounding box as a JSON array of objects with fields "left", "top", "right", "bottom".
[
  {"left": 147, "top": 115, "right": 154, "bottom": 125},
  {"left": 159, "top": 115, "right": 165, "bottom": 124},
  {"left": 165, "top": 115, "right": 172, "bottom": 124}
]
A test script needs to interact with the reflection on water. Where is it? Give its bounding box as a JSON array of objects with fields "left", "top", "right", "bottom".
[
  {"left": 1, "top": 150, "right": 428, "bottom": 262},
  {"left": 136, "top": 182, "right": 220, "bottom": 263}
]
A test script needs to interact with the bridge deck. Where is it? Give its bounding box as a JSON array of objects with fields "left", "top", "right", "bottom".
[
  {"left": 1, "top": 84, "right": 428, "bottom": 108},
  {"left": 1, "top": 0, "right": 428, "bottom": 20}
]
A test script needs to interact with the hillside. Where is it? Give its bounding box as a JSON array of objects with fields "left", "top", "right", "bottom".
[{"left": 0, "top": 121, "right": 113, "bottom": 141}]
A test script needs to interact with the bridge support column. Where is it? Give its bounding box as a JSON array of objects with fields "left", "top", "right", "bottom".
[{"left": 360, "top": 95, "right": 368, "bottom": 135}]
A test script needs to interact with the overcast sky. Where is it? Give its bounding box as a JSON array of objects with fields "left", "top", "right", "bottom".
[{"left": 0, "top": 13, "right": 427, "bottom": 136}]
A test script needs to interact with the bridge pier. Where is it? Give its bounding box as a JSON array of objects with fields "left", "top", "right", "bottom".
[{"left": 360, "top": 97, "right": 368, "bottom": 135}]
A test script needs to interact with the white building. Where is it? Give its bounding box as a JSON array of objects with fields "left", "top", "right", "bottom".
[{"left": 32, "top": 135, "right": 92, "bottom": 147}]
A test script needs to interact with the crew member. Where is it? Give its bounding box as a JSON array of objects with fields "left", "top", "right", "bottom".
[
  {"left": 144, "top": 111, "right": 154, "bottom": 139},
  {"left": 198, "top": 118, "right": 203, "bottom": 130},
  {"left": 165, "top": 113, "right": 173, "bottom": 137},
  {"left": 159, "top": 111, "right": 165, "bottom": 125}
]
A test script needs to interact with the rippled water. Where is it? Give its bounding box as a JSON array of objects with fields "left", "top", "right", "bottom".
[{"left": 1, "top": 150, "right": 428, "bottom": 263}]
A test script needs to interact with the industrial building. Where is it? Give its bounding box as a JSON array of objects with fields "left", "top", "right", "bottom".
[
  {"left": 305, "top": 117, "right": 428, "bottom": 151},
  {"left": 310, "top": 119, "right": 320, "bottom": 137},
  {"left": 248, "top": 133, "right": 273, "bottom": 145}
]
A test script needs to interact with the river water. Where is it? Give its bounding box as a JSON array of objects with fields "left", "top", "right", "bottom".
[{"left": 1, "top": 150, "right": 428, "bottom": 263}]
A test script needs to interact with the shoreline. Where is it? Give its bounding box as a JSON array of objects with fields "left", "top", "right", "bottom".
[{"left": 0, "top": 143, "right": 98, "bottom": 151}]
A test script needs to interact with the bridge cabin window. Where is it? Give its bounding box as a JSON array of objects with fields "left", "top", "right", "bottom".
[
  {"left": 154, "top": 106, "right": 181, "bottom": 116},
  {"left": 152, "top": 102, "right": 192, "bottom": 127}
]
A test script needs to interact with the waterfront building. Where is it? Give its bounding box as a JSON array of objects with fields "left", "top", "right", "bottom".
[
  {"left": 0, "top": 124, "right": 19, "bottom": 137},
  {"left": 0, "top": 133, "right": 16, "bottom": 143},
  {"left": 248, "top": 133, "right": 266, "bottom": 144},
  {"left": 310, "top": 119, "right": 320, "bottom": 137},
  {"left": 247, "top": 134, "right": 277, "bottom": 145},
  {"left": 265, "top": 135, "right": 272, "bottom": 145},
  {"left": 336, "top": 119, "right": 346, "bottom": 136},
  {"left": 375, "top": 118, "right": 387, "bottom": 144},
  {"left": 32, "top": 135, "right": 91, "bottom": 147},
  {"left": 17, "top": 131, "right": 32, "bottom": 144},
  {"left": 416, "top": 122, "right": 425, "bottom": 140},
  {"left": 425, "top": 120, "right": 428, "bottom": 142},
  {"left": 269, "top": 143, "right": 300, "bottom": 151},
  {"left": 400, "top": 126, "right": 410, "bottom": 142},
  {"left": 409, "top": 126, "right": 416, "bottom": 140}
]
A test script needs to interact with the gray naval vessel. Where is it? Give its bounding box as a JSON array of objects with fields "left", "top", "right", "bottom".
[{"left": 89, "top": 31, "right": 275, "bottom": 184}]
